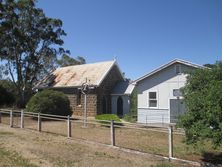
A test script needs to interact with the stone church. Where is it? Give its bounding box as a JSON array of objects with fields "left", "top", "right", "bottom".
[{"left": 36, "top": 60, "right": 133, "bottom": 117}]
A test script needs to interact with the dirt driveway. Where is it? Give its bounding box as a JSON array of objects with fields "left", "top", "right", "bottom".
[{"left": 0, "top": 125, "right": 180, "bottom": 167}]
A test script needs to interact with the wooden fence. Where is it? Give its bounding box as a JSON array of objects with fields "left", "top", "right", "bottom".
[{"left": 0, "top": 108, "right": 194, "bottom": 163}]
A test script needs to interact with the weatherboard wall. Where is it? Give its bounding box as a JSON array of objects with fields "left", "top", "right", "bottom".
[{"left": 136, "top": 63, "right": 193, "bottom": 124}]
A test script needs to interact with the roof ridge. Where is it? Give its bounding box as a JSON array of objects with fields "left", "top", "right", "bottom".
[
  {"left": 36, "top": 59, "right": 123, "bottom": 88},
  {"left": 133, "top": 58, "right": 203, "bottom": 84},
  {"left": 59, "top": 60, "right": 115, "bottom": 69}
]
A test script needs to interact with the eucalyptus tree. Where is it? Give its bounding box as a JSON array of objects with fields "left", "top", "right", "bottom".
[
  {"left": 0, "top": 0, "right": 68, "bottom": 106},
  {"left": 57, "top": 54, "right": 86, "bottom": 67}
]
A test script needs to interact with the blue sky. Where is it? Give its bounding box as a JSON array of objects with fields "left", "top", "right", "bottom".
[{"left": 37, "top": 0, "right": 222, "bottom": 80}]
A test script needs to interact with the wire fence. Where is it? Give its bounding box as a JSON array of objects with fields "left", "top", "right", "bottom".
[
  {"left": 0, "top": 108, "right": 208, "bottom": 165},
  {"left": 137, "top": 113, "right": 181, "bottom": 125}
]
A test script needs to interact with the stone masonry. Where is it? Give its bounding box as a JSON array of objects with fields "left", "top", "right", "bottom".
[{"left": 53, "top": 64, "right": 124, "bottom": 117}]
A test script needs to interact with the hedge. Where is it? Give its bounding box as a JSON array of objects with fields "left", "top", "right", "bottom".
[
  {"left": 95, "top": 114, "right": 121, "bottom": 123},
  {"left": 26, "top": 89, "right": 72, "bottom": 116}
]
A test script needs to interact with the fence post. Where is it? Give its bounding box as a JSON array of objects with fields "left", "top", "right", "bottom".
[
  {"left": 67, "top": 115, "right": 71, "bottom": 138},
  {"left": 38, "top": 113, "right": 41, "bottom": 132},
  {"left": 110, "top": 120, "right": 115, "bottom": 146},
  {"left": 20, "top": 110, "right": 24, "bottom": 128},
  {"left": 0, "top": 111, "right": 1, "bottom": 123},
  {"left": 162, "top": 115, "right": 163, "bottom": 126},
  {"left": 168, "top": 125, "right": 173, "bottom": 160},
  {"left": 10, "top": 110, "right": 13, "bottom": 128}
]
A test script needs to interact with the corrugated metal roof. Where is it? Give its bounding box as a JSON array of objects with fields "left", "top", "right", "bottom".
[
  {"left": 36, "top": 60, "right": 119, "bottom": 88},
  {"left": 111, "top": 81, "right": 135, "bottom": 95}
]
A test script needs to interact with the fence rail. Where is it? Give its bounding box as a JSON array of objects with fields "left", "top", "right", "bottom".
[{"left": 0, "top": 108, "right": 192, "bottom": 163}]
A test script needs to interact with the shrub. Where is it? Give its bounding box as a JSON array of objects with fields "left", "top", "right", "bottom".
[
  {"left": 130, "top": 90, "right": 137, "bottom": 114},
  {"left": 123, "top": 113, "right": 137, "bottom": 123},
  {"left": 0, "top": 79, "right": 32, "bottom": 108},
  {"left": 0, "top": 85, "right": 15, "bottom": 106},
  {"left": 26, "top": 90, "right": 72, "bottom": 116},
  {"left": 124, "top": 90, "right": 138, "bottom": 123},
  {"left": 95, "top": 114, "right": 121, "bottom": 123}
]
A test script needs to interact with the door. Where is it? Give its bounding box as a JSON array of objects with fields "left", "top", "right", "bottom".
[
  {"left": 117, "top": 96, "right": 123, "bottom": 116},
  {"left": 170, "top": 99, "right": 186, "bottom": 123}
]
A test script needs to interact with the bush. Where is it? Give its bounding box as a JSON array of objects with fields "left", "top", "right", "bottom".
[
  {"left": 124, "top": 90, "right": 138, "bottom": 123},
  {"left": 123, "top": 113, "right": 137, "bottom": 123},
  {"left": 178, "top": 61, "right": 222, "bottom": 147},
  {"left": 26, "top": 90, "right": 72, "bottom": 116},
  {"left": 95, "top": 114, "right": 121, "bottom": 123},
  {"left": 0, "top": 85, "right": 15, "bottom": 106},
  {"left": 0, "top": 79, "right": 32, "bottom": 108}
]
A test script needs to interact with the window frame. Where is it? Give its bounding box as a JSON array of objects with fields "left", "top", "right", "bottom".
[
  {"left": 148, "top": 91, "right": 158, "bottom": 108},
  {"left": 173, "top": 89, "right": 182, "bottom": 97}
]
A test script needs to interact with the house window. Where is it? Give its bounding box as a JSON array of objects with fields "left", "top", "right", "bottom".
[
  {"left": 175, "top": 64, "right": 181, "bottom": 74},
  {"left": 149, "top": 92, "right": 157, "bottom": 107},
  {"left": 173, "top": 89, "right": 182, "bottom": 97},
  {"left": 77, "top": 89, "right": 81, "bottom": 105}
]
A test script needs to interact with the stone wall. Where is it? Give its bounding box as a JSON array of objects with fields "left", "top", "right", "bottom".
[
  {"left": 52, "top": 64, "right": 124, "bottom": 117},
  {"left": 68, "top": 94, "right": 97, "bottom": 117},
  {"left": 96, "top": 65, "right": 124, "bottom": 114},
  {"left": 53, "top": 87, "right": 97, "bottom": 117}
]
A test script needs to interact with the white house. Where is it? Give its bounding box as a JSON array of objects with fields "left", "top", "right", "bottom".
[{"left": 132, "top": 59, "right": 203, "bottom": 124}]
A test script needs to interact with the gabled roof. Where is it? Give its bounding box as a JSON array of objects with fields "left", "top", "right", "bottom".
[
  {"left": 133, "top": 59, "right": 204, "bottom": 84},
  {"left": 36, "top": 60, "right": 124, "bottom": 88},
  {"left": 111, "top": 80, "right": 135, "bottom": 95}
]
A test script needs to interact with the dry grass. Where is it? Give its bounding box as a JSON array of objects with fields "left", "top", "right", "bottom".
[
  {"left": 0, "top": 125, "right": 179, "bottom": 167},
  {"left": 0, "top": 147, "right": 37, "bottom": 167},
  {"left": 1, "top": 114, "right": 222, "bottom": 164}
]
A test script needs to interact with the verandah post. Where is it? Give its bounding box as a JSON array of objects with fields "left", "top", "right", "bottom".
[{"left": 110, "top": 120, "right": 115, "bottom": 146}]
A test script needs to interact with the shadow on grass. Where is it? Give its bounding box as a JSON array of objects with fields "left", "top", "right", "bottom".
[{"left": 201, "top": 152, "right": 222, "bottom": 166}]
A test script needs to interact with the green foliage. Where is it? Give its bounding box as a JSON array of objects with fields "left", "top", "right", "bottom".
[
  {"left": 123, "top": 113, "right": 137, "bottom": 123},
  {"left": 124, "top": 90, "right": 137, "bottom": 123},
  {"left": 0, "top": 0, "right": 68, "bottom": 107},
  {"left": 57, "top": 54, "right": 86, "bottom": 67},
  {"left": 0, "top": 80, "right": 16, "bottom": 93},
  {"left": 130, "top": 90, "right": 138, "bottom": 114},
  {"left": 26, "top": 90, "right": 72, "bottom": 116},
  {"left": 0, "top": 85, "right": 15, "bottom": 106},
  {"left": 95, "top": 114, "right": 121, "bottom": 122},
  {"left": 0, "top": 80, "right": 20, "bottom": 106},
  {"left": 178, "top": 61, "right": 222, "bottom": 147}
]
